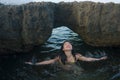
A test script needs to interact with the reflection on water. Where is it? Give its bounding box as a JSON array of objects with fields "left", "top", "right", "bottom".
[{"left": 0, "top": 26, "right": 120, "bottom": 80}]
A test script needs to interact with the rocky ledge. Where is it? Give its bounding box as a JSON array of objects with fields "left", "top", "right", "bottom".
[
  {"left": 0, "top": 2, "right": 120, "bottom": 54},
  {"left": 54, "top": 2, "right": 120, "bottom": 47},
  {"left": 0, "top": 2, "right": 55, "bottom": 53}
]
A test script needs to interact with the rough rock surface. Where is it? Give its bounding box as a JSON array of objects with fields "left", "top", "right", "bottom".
[
  {"left": 55, "top": 2, "right": 120, "bottom": 46},
  {"left": 0, "top": 1, "right": 120, "bottom": 54},
  {"left": 0, "top": 2, "right": 55, "bottom": 53}
]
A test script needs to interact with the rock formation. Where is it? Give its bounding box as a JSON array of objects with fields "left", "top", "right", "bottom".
[
  {"left": 55, "top": 2, "right": 120, "bottom": 46},
  {"left": 0, "top": 2, "right": 55, "bottom": 53},
  {"left": 0, "top": 1, "right": 120, "bottom": 54}
]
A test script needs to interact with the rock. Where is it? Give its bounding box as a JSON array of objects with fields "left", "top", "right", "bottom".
[
  {"left": 55, "top": 2, "right": 120, "bottom": 47},
  {"left": 0, "top": 1, "right": 120, "bottom": 54},
  {"left": 0, "top": 2, "right": 55, "bottom": 54}
]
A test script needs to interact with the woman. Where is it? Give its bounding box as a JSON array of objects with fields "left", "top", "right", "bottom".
[{"left": 25, "top": 41, "right": 107, "bottom": 71}]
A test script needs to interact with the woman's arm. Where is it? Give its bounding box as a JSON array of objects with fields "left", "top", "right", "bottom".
[
  {"left": 25, "top": 57, "right": 59, "bottom": 65},
  {"left": 75, "top": 53, "right": 107, "bottom": 62}
]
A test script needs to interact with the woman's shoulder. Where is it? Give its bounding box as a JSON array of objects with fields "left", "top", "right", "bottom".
[
  {"left": 75, "top": 53, "right": 83, "bottom": 60},
  {"left": 75, "top": 53, "right": 83, "bottom": 56}
]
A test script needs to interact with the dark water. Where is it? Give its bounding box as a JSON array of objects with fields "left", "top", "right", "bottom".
[{"left": 0, "top": 26, "right": 120, "bottom": 80}]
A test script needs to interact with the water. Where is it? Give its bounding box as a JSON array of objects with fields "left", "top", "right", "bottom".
[{"left": 0, "top": 26, "right": 120, "bottom": 80}]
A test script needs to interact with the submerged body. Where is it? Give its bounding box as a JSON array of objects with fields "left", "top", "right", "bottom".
[
  {"left": 56, "top": 56, "right": 83, "bottom": 74},
  {"left": 59, "top": 62, "right": 84, "bottom": 75}
]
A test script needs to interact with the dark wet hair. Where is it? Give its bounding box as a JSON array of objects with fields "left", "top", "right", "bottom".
[{"left": 59, "top": 40, "right": 76, "bottom": 64}]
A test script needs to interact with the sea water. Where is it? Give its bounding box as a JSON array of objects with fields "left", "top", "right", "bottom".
[{"left": 0, "top": 26, "right": 120, "bottom": 80}]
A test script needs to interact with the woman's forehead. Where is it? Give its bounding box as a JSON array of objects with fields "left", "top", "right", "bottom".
[{"left": 64, "top": 42, "right": 71, "bottom": 44}]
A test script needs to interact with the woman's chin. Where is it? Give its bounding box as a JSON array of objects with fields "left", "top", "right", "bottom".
[{"left": 63, "top": 49, "right": 72, "bottom": 51}]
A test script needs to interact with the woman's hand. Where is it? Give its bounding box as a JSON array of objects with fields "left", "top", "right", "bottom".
[
  {"left": 25, "top": 62, "right": 34, "bottom": 65},
  {"left": 100, "top": 56, "right": 107, "bottom": 60}
]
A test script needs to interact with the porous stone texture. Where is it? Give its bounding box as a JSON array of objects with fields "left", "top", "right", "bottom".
[
  {"left": 55, "top": 2, "right": 120, "bottom": 46},
  {"left": 0, "top": 2, "right": 55, "bottom": 53},
  {"left": 0, "top": 1, "right": 120, "bottom": 54}
]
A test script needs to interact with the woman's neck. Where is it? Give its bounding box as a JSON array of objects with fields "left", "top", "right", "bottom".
[
  {"left": 64, "top": 50, "right": 75, "bottom": 63},
  {"left": 64, "top": 51, "right": 73, "bottom": 58}
]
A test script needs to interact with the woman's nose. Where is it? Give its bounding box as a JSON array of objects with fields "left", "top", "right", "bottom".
[{"left": 66, "top": 44, "right": 70, "bottom": 48}]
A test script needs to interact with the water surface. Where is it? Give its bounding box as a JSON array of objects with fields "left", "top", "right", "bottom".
[{"left": 0, "top": 26, "right": 120, "bottom": 80}]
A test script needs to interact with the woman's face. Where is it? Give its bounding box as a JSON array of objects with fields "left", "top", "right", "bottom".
[{"left": 63, "top": 42, "right": 73, "bottom": 51}]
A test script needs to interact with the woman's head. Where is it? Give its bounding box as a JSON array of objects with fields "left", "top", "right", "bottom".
[
  {"left": 62, "top": 41, "right": 73, "bottom": 51},
  {"left": 59, "top": 40, "right": 76, "bottom": 64}
]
